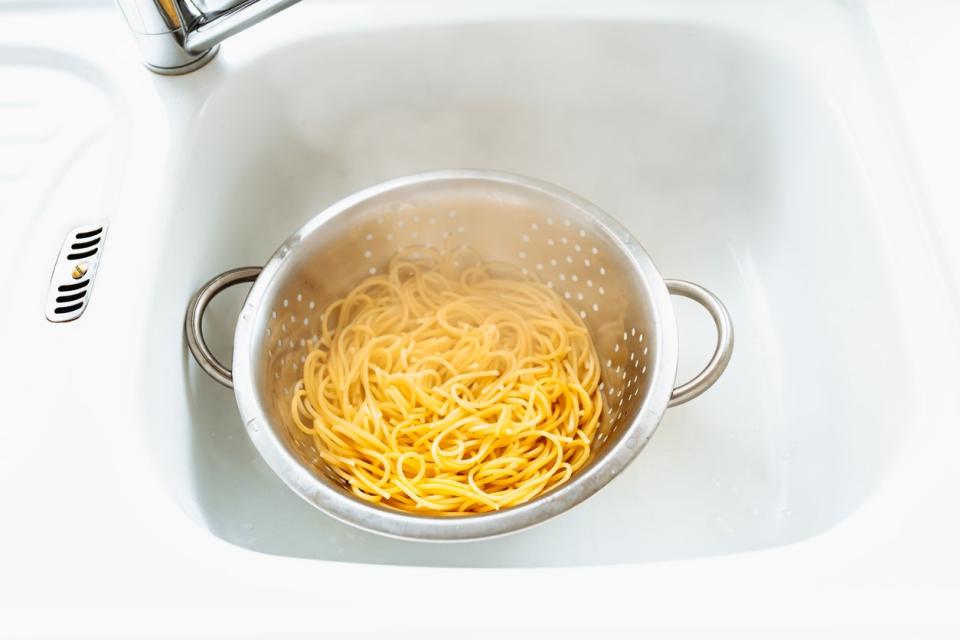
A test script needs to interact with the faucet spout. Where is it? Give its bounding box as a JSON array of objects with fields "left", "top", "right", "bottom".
[{"left": 114, "top": 0, "right": 303, "bottom": 75}]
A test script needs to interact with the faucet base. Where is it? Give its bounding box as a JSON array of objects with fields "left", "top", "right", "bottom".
[{"left": 144, "top": 44, "right": 220, "bottom": 76}]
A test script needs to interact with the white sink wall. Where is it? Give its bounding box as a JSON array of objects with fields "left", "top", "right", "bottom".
[{"left": 140, "top": 21, "right": 911, "bottom": 566}]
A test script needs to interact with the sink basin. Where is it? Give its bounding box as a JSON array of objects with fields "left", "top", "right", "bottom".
[{"left": 140, "top": 19, "right": 918, "bottom": 567}]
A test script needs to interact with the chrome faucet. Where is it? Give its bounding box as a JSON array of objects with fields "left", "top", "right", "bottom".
[{"left": 114, "top": 0, "right": 302, "bottom": 75}]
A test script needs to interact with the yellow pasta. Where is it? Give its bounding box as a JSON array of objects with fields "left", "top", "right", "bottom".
[{"left": 291, "top": 245, "right": 603, "bottom": 514}]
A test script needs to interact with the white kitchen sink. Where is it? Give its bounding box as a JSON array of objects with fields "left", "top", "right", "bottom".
[
  {"left": 138, "top": 17, "right": 924, "bottom": 566},
  {"left": 3, "top": 2, "right": 959, "bottom": 633}
]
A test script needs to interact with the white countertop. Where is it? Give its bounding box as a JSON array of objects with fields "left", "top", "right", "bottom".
[{"left": 1, "top": 1, "right": 959, "bottom": 636}]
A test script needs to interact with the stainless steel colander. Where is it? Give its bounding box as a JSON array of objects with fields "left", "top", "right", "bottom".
[{"left": 185, "top": 170, "right": 733, "bottom": 541}]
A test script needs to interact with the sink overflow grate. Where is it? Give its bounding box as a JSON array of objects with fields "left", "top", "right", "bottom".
[{"left": 45, "top": 222, "right": 107, "bottom": 322}]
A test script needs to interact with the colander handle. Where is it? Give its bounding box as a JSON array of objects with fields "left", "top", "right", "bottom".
[
  {"left": 665, "top": 279, "right": 734, "bottom": 407},
  {"left": 185, "top": 266, "right": 262, "bottom": 389}
]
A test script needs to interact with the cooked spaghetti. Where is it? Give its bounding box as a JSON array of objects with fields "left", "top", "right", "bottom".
[{"left": 291, "top": 246, "right": 603, "bottom": 514}]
